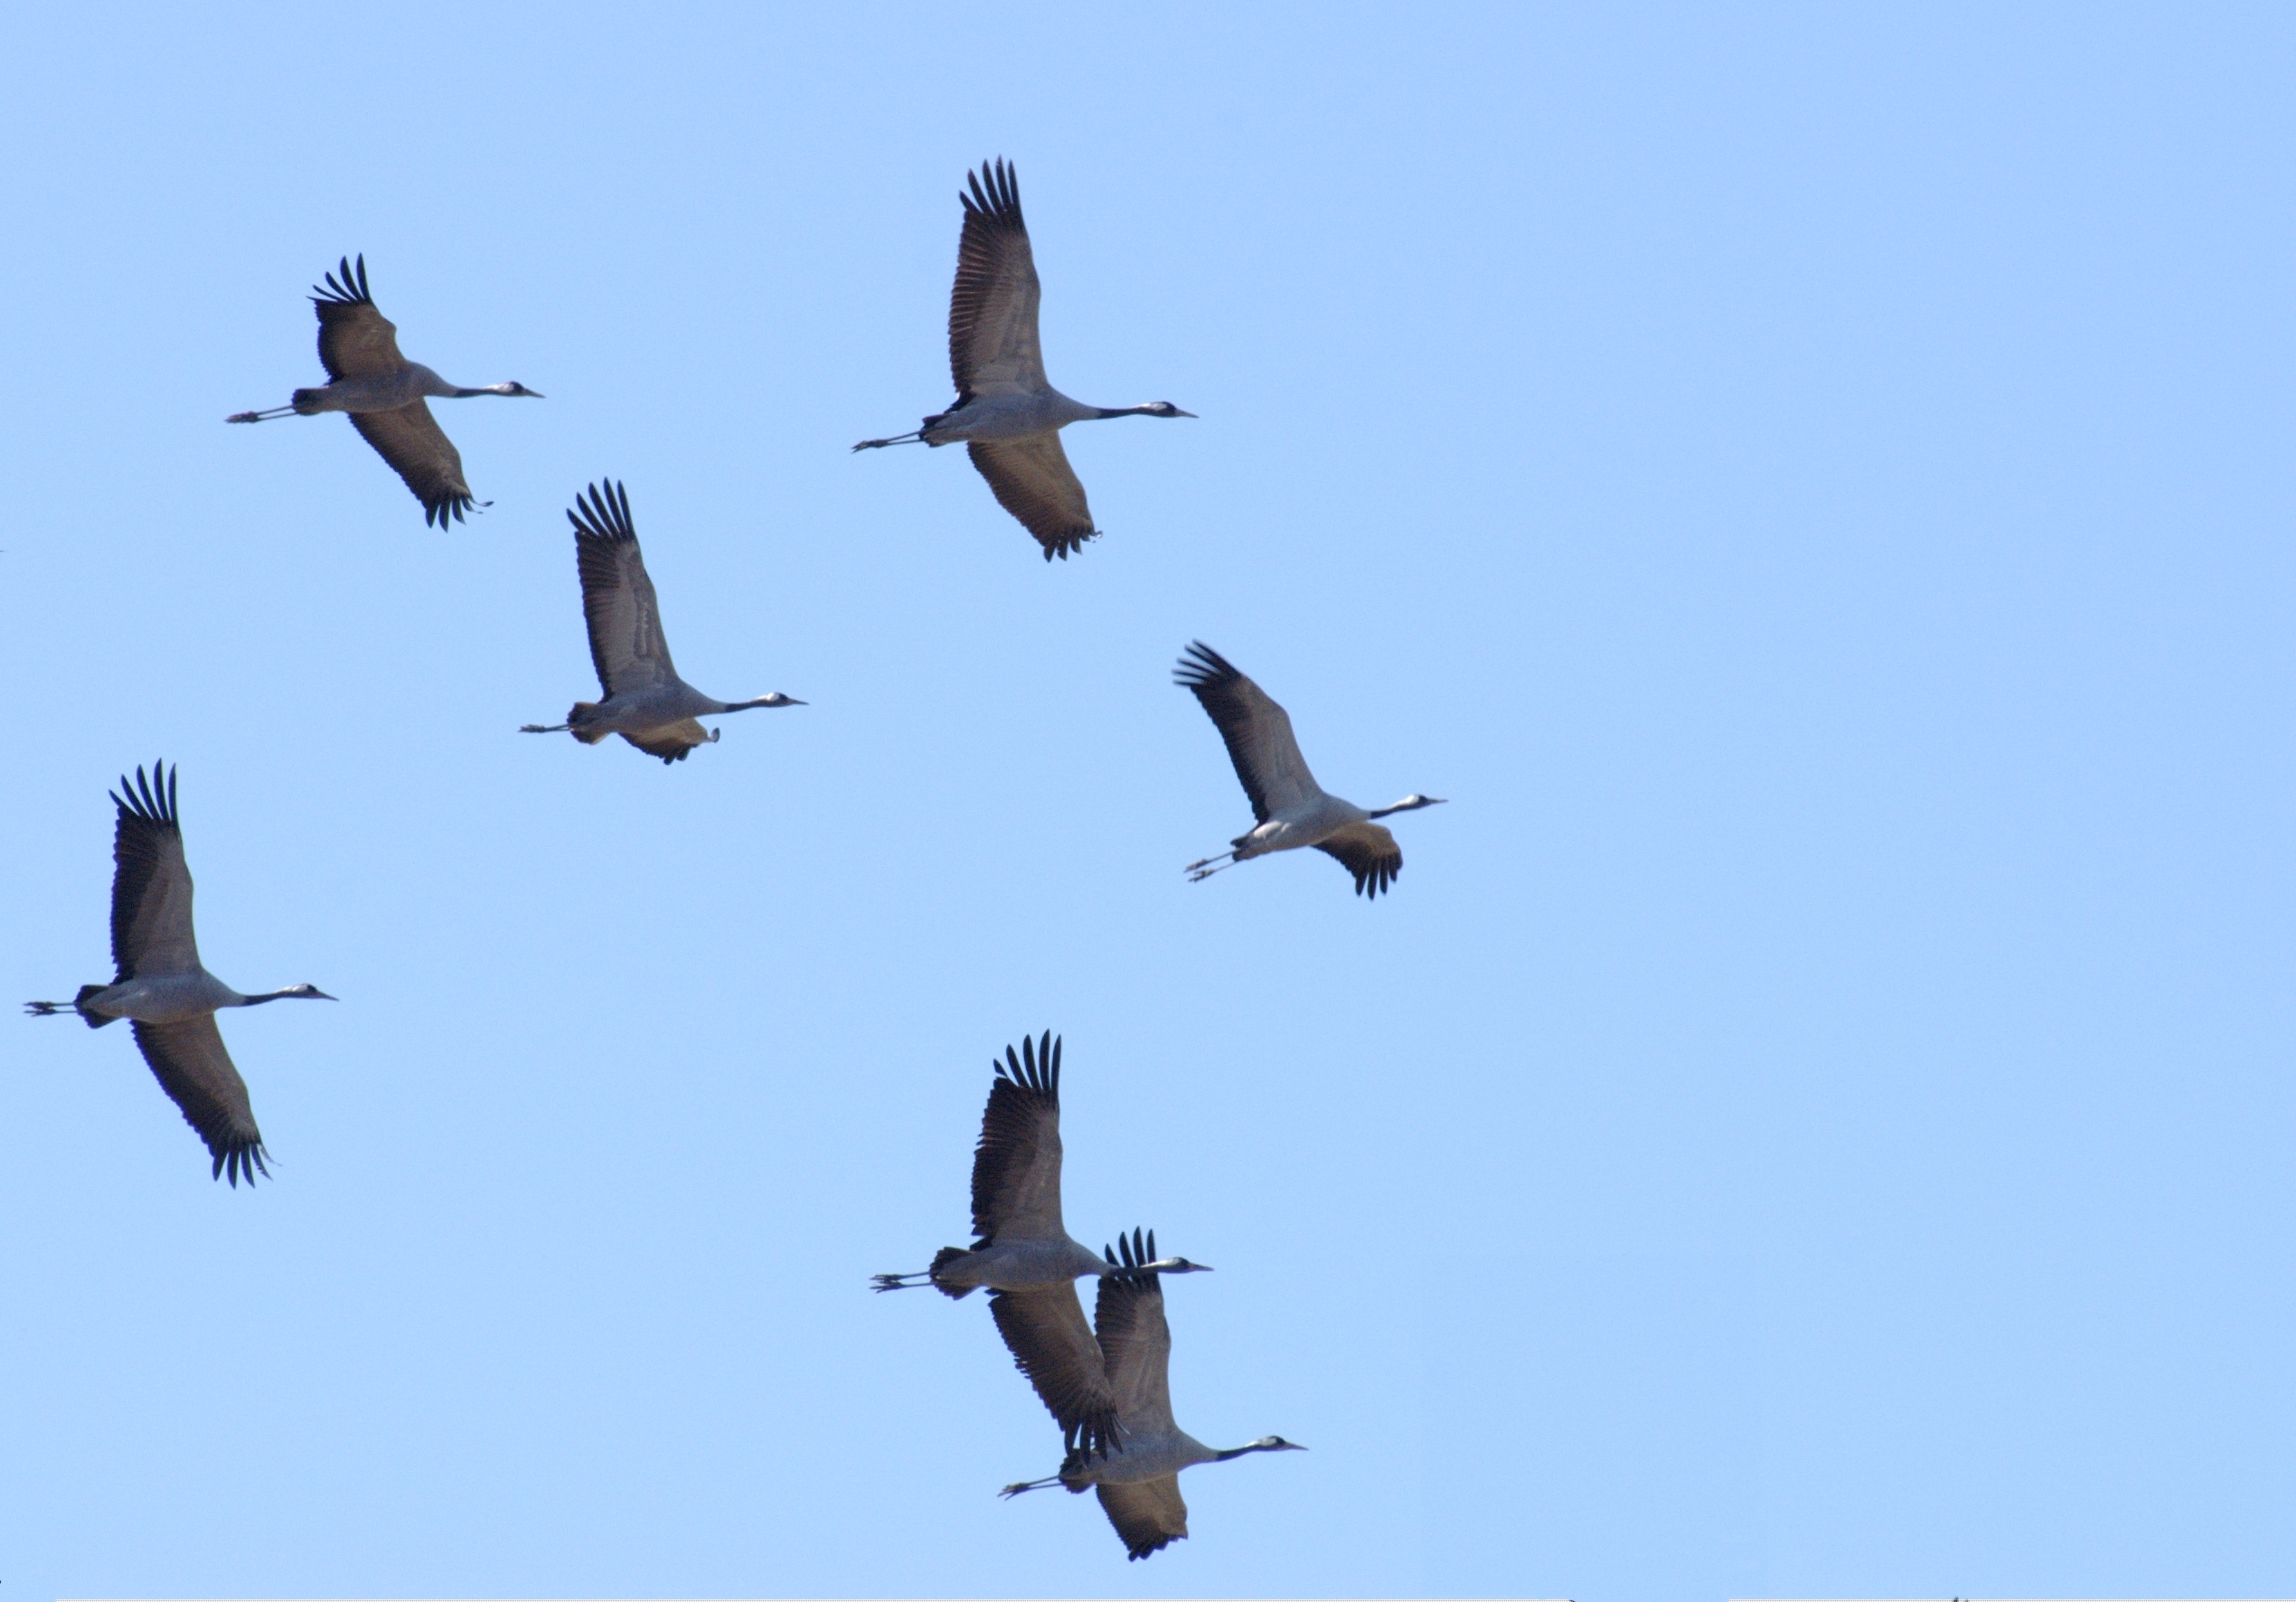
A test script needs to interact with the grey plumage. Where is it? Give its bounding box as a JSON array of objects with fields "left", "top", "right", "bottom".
[
  {"left": 24, "top": 765, "right": 335, "bottom": 1185},
  {"left": 519, "top": 481, "right": 805, "bottom": 762},
  {"left": 227, "top": 255, "right": 541, "bottom": 526},
  {"left": 1175, "top": 642, "right": 1447, "bottom": 898},
  {"left": 854, "top": 161, "right": 1195, "bottom": 561}
]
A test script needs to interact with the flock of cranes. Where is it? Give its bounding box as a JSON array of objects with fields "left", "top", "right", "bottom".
[{"left": 26, "top": 159, "right": 1446, "bottom": 1564}]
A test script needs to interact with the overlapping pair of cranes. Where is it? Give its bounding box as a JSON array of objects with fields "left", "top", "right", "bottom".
[{"left": 25, "top": 161, "right": 1448, "bottom": 1561}]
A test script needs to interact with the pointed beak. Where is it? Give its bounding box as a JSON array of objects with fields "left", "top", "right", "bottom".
[
  {"left": 522, "top": 389, "right": 545, "bottom": 399},
  {"left": 312, "top": 989, "right": 338, "bottom": 1001},
  {"left": 1174, "top": 407, "right": 1199, "bottom": 418}
]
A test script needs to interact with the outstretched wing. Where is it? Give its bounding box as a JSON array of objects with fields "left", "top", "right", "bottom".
[
  {"left": 569, "top": 480, "right": 676, "bottom": 696},
  {"left": 972, "top": 1032, "right": 1066, "bottom": 1244},
  {"left": 348, "top": 403, "right": 476, "bottom": 527},
  {"left": 1093, "top": 1245, "right": 1177, "bottom": 1444},
  {"left": 949, "top": 159, "right": 1045, "bottom": 400},
  {"left": 109, "top": 764, "right": 198, "bottom": 980},
  {"left": 1172, "top": 642, "right": 1321, "bottom": 822},
  {"left": 988, "top": 1283, "right": 1118, "bottom": 1459},
  {"left": 966, "top": 438, "right": 1096, "bottom": 561},
  {"left": 620, "top": 721, "right": 714, "bottom": 764},
  {"left": 1315, "top": 821, "right": 1402, "bottom": 899},
  {"left": 311, "top": 255, "right": 405, "bottom": 381},
  {"left": 130, "top": 1016, "right": 268, "bottom": 1187},
  {"left": 1096, "top": 1477, "right": 1190, "bottom": 1561}
]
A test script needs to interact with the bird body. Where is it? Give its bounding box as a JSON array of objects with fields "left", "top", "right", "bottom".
[
  {"left": 24, "top": 765, "right": 334, "bottom": 1185},
  {"left": 1000, "top": 1230, "right": 1303, "bottom": 1561},
  {"left": 521, "top": 481, "right": 804, "bottom": 763},
  {"left": 874, "top": 1034, "right": 1209, "bottom": 1458},
  {"left": 228, "top": 255, "right": 541, "bottom": 527},
  {"left": 286, "top": 362, "right": 528, "bottom": 418},
  {"left": 854, "top": 160, "right": 1193, "bottom": 561},
  {"left": 1174, "top": 641, "right": 1446, "bottom": 898}
]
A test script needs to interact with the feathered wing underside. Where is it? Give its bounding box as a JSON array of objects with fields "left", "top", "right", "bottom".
[
  {"left": 1096, "top": 1478, "right": 1190, "bottom": 1561},
  {"left": 1094, "top": 1266, "right": 1178, "bottom": 1443},
  {"left": 130, "top": 1017, "right": 268, "bottom": 1186},
  {"left": 949, "top": 159, "right": 1044, "bottom": 400},
  {"left": 110, "top": 766, "right": 197, "bottom": 979},
  {"left": 311, "top": 257, "right": 404, "bottom": 381},
  {"left": 621, "top": 721, "right": 713, "bottom": 763},
  {"left": 1316, "top": 821, "right": 1403, "bottom": 898},
  {"left": 988, "top": 1284, "right": 1118, "bottom": 1457},
  {"left": 1173, "top": 643, "right": 1321, "bottom": 822},
  {"left": 570, "top": 482, "right": 675, "bottom": 695},
  {"left": 349, "top": 403, "right": 475, "bottom": 527},
  {"left": 967, "top": 438, "right": 1096, "bottom": 561},
  {"left": 971, "top": 1034, "right": 1065, "bottom": 1242}
]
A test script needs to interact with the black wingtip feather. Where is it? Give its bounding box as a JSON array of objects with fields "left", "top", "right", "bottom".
[
  {"left": 1172, "top": 639, "right": 1240, "bottom": 691},
  {"left": 312, "top": 253, "right": 375, "bottom": 306},
  {"left": 569, "top": 479, "right": 637, "bottom": 545}
]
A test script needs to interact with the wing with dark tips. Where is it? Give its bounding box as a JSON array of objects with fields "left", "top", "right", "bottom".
[
  {"left": 1172, "top": 642, "right": 1320, "bottom": 822},
  {"left": 1096, "top": 1477, "right": 1190, "bottom": 1561},
  {"left": 1315, "top": 821, "right": 1402, "bottom": 898},
  {"left": 130, "top": 1016, "right": 269, "bottom": 1187},
  {"left": 988, "top": 1283, "right": 1118, "bottom": 1459},
  {"left": 109, "top": 764, "right": 198, "bottom": 980},
  {"left": 971, "top": 1032, "right": 1065, "bottom": 1243},
  {"left": 949, "top": 159, "right": 1044, "bottom": 400},
  {"left": 348, "top": 402, "right": 476, "bottom": 526},
  {"left": 966, "top": 438, "right": 1096, "bottom": 560},
  {"left": 621, "top": 721, "right": 713, "bottom": 763},
  {"left": 569, "top": 480, "right": 676, "bottom": 696},
  {"left": 311, "top": 256, "right": 405, "bottom": 381},
  {"left": 1093, "top": 1240, "right": 1177, "bottom": 1443}
]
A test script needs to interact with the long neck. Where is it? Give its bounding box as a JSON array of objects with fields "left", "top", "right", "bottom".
[
  {"left": 1366, "top": 797, "right": 1422, "bottom": 820},
  {"left": 1090, "top": 404, "right": 1159, "bottom": 419},
  {"left": 237, "top": 988, "right": 306, "bottom": 1006},
  {"left": 449, "top": 382, "right": 513, "bottom": 398},
  {"left": 1211, "top": 1440, "right": 1284, "bottom": 1463}
]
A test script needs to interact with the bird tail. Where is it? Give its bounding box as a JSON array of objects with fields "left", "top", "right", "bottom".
[
  {"left": 75, "top": 985, "right": 116, "bottom": 1027},
  {"left": 929, "top": 1246, "right": 975, "bottom": 1299},
  {"left": 568, "top": 703, "right": 610, "bottom": 745}
]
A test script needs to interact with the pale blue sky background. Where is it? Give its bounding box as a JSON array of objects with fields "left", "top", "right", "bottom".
[{"left": 2, "top": 5, "right": 2291, "bottom": 1598}]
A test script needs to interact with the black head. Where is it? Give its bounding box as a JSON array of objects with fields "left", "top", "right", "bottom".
[{"left": 1141, "top": 401, "right": 1195, "bottom": 419}]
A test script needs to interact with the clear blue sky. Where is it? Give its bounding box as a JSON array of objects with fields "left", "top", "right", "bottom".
[{"left": 3, "top": 5, "right": 2291, "bottom": 1597}]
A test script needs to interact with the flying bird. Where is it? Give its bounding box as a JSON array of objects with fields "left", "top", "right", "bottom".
[
  {"left": 853, "top": 160, "right": 1194, "bottom": 561},
  {"left": 25, "top": 765, "right": 334, "bottom": 1185},
  {"left": 228, "top": 255, "right": 542, "bottom": 526},
  {"left": 521, "top": 480, "right": 805, "bottom": 763},
  {"left": 1000, "top": 1229, "right": 1303, "bottom": 1562},
  {"left": 873, "top": 1033, "right": 1209, "bottom": 1456},
  {"left": 1174, "top": 642, "right": 1445, "bottom": 898}
]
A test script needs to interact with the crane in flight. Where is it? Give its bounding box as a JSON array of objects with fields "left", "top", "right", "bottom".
[
  {"left": 228, "top": 255, "right": 541, "bottom": 526},
  {"left": 1174, "top": 641, "right": 1445, "bottom": 898},
  {"left": 521, "top": 480, "right": 805, "bottom": 763},
  {"left": 854, "top": 160, "right": 1194, "bottom": 561},
  {"left": 1000, "top": 1229, "right": 1303, "bottom": 1561},
  {"left": 874, "top": 1033, "right": 1209, "bottom": 1457},
  {"left": 25, "top": 765, "right": 334, "bottom": 1185}
]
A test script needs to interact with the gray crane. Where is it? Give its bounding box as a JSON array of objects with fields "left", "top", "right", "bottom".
[
  {"left": 520, "top": 480, "right": 805, "bottom": 763},
  {"left": 873, "top": 1033, "right": 1210, "bottom": 1456},
  {"left": 853, "top": 160, "right": 1194, "bottom": 561},
  {"left": 25, "top": 765, "right": 334, "bottom": 1185},
  {"left": 228, "top": 255, "right": 541, "bottom": 527},
  {"left": 1000, "top": 1229, "right": 1303, "bottom": 1562},
  {"left": 1175, "top": 642, "right": 1445, "bottom": 898}
]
